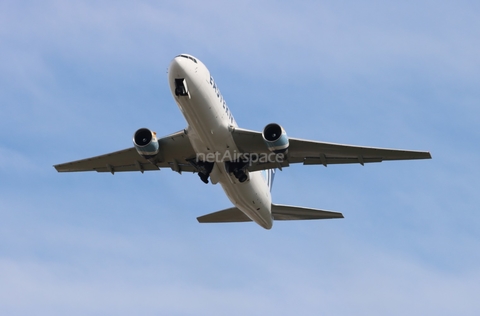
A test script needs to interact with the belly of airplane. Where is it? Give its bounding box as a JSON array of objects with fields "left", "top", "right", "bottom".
[{"left": 169, "top": 62, "right": 273, "bottom": 229}]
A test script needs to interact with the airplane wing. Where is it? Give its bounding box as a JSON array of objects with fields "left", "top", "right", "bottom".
[
  {"left": 54, "top": 130, "right": 197, "bottom": 174},
  {"left": 197, "top": 204, "right": 344, "bottom": 223},
  {"left": 231, "top": 127, "right": 432, "bottom": 171}
]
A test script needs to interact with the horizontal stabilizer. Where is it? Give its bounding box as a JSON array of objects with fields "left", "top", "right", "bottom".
[
  {"left": 197, "top": 204, "right": 343, "bottom": 223},
  {"left": 271, "top": 204, "right": 344, "bottom": 220},
  {"left": 197, "top": 207, "right": 251, "bottom": 223}
]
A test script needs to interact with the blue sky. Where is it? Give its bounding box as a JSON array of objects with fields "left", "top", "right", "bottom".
[{"left": 1, "top": 1, "right": 479, "bottom": 315}]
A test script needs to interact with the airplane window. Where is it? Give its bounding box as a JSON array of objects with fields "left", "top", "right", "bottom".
[{"left": 177, "top": 55, "right": 197, "bottom": 63}]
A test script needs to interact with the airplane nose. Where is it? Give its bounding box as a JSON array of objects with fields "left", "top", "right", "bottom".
[
  {"left": 168, "top": 55, "right": 202, "bottom": 97},
  {"left": 168, "top": 57, "right": 183, "bottom": 76},
  {"left": 168, "top": 56, "right": 191, "bottom": 78}
]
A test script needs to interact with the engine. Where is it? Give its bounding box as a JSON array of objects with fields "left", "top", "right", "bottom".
[
  {"left": 133, "top": 128, "right": 160, "bottom": 158},
  {"left": 262, "top": 123, "right": 289, "bottom": 153}
]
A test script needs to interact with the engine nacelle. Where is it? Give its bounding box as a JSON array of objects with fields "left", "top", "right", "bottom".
[
  {"left": 262, "top": 123, "right": 289, "bottom": 153},
  {"left": 133, "top": 128, "right": 160, "bottom": 158}
]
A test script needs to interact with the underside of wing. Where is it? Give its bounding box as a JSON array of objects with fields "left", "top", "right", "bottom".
[
  {"left": 288, "top": 138, "right": 432, "bottom": 165},
  {"left": 231, "top": 127, "right": 431, "bottom": 171},
  {"left": 54, "top": 147, "right": 160, "bottom": 173},
  {"left": 197, "top": 204, "right": 343, "bottom": 223},
  {"left": 54, "top": 129, "right": 197, "bottom": 174}
]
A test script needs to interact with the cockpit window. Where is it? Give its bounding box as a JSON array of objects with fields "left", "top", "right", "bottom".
[{"left": 177, "top": 54, "right": 197, "bottom": 64}]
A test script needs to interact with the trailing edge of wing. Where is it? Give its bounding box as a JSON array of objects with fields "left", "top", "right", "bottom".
[{"left": 197, "top": 204, "right": 343, "bottom": 223}]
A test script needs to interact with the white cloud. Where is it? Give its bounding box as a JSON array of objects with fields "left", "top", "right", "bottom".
[{"left": 1, "top": 230, "right": 480, "bottom": 316}]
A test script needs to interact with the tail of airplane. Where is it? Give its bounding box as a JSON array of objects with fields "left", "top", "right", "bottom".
[
  {"left": 196, "top": 168, "right": 343, "bottom": 226},
  {"left": 197, "top": 204, "right": 343, "bottom": 223}
]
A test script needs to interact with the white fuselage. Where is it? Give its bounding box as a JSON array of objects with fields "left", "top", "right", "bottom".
[{"left": 168, "top": 55, "right": 273, "bottom": 229}]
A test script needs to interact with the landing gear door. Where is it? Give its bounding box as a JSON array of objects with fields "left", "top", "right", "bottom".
[{"left": 209, "top": 163, "right": 221, "bottom": 185}]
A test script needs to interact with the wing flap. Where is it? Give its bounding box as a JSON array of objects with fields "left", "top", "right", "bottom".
[{"left": 303, "top": 156, "right": 383, "bottom": 165}]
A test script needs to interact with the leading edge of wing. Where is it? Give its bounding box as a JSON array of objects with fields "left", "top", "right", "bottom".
[{"left": 197, "top": 204, "right": 343, "bottom": 223}]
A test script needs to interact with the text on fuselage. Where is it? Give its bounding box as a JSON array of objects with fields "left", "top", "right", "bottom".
[{"left": 210, "top": 75, "right": 236, "bottom": 125}]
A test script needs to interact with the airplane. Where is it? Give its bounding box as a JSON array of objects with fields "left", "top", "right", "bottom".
[{"left": 54, "top": 54, "right": 432, "bottom": 229}]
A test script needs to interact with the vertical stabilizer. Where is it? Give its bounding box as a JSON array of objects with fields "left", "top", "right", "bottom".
[{"left": 266, "top": 169, "right": 275, "bottom": 192}]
